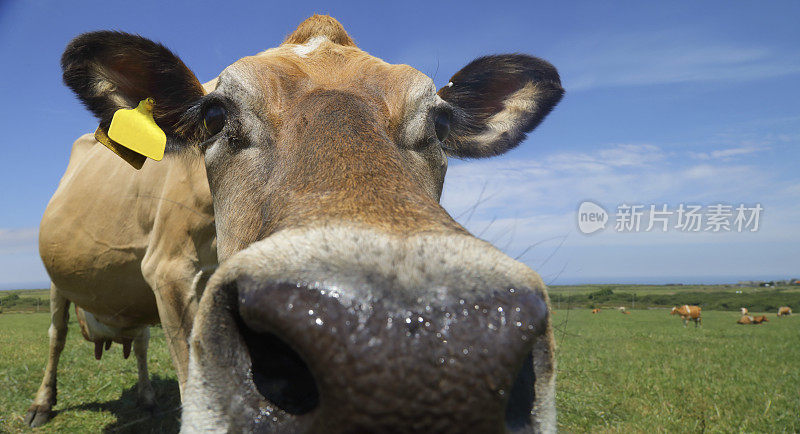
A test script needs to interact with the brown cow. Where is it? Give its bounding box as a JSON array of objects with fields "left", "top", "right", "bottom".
[
  {"left": 592, "top": 308, "right": 601, "bottom": 314},
  {"left": 27, "top": 102, "right": 216, "bottom": 426},
  {"left": 778, "top": 306, "right": 792, "bottom": 317},
  {"left": 671, "top": 305, "right": 702, "bottom": 327},
  {"left": 738, "top": 315, "right": 768, "bottom": 325},
  {"left": 39, "top": 15, "right": 564, "bottom": 432}
]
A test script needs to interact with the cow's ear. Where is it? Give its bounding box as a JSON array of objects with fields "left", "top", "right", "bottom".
[
  {"left": 61, "top": 31, "right": 206, "bottom": 144},
  {"left": 437, "top": 54, "right": 564, "bottom": 158}
]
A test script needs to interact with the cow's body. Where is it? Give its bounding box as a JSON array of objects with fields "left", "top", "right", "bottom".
[
  {"left": 26, "top": 133, "right": 216, "bottom": 426},
  {"left": 752, "top": 315, "right": 768, "bottom": 324},
  {"left": 592, "top": 308, "right": 601, "bottom": 314},
  {"left": 777, "top": 306, "right": 792, "bottom": 317},
  {"left": 671, "top": 305, "right": 702, "bottom": 327}
]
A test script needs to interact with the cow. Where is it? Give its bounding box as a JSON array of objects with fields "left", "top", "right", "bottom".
[
  {"left": 31, "top": 15, "right": 564, "bottom": 432},
  {"left": 622, "top": 310, "right": 631, "bottom": 315},
  {"left": 592, "top": 308, "right": 601, "bottom": 314},
  {"left": 737, "top": 315, "right": 768, "bottom": 325},
  {"left": 740, "top": 307, "right": 748, "bottom": 315},
  {"left": 27, "top": 124, "right": 216, "bottom": 426},
  {"left": 778, "top": 306, "right": 792, "bottom": 317},
  {"left": 671, "top": 305, "right": 702, "bottom": 327}
]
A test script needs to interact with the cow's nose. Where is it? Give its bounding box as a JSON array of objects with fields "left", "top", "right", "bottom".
[{"left": 233, "top": 275, "right": 549, "bottom": 431}]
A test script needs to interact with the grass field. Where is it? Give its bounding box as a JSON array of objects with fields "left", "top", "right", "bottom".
[
  {"left": 1, "top": 303, "right": 798, "bottom": 432},
  {"left": 0, "top": 313, "right": 180, "bottom": 432},
  {"left": 553, "top": 308, "right": 800, "bottom": 432}
]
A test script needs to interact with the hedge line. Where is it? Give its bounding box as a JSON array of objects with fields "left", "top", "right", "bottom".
[{"left": 552, "top": 289, "right": 798, "bottom": 312}]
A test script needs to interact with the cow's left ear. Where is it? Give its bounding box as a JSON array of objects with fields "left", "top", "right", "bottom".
[
  {"left": 61, "top": 31, "right": 206, "bottom": 144},
  {"left": 438, "top": 54, "right": 564, "bottom": 158}
]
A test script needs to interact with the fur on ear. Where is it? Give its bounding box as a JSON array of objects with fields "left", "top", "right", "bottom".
[
  {"left": 438, "top": 54, "right": 564, "bottom": 158},
  {"left": 61, "top": 31, "right": 205, "bottom": 140}
]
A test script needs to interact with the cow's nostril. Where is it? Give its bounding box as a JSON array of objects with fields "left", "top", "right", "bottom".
[
  {"left": 504, "top": 351, "right": 535, "bottom": 431},
  {"left": 235, "top": 315, "right": 319, "bottom": 415}
]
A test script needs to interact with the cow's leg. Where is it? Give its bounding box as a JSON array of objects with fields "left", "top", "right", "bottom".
[
  {"left": 144, "top": 262, "right": 205, "bottom": 398},
  {"left": 25, "top": 284, "right": 70, "bottom": 427},
  {"left": 134, "top": 327, "right": 157, "bottom": 410}
]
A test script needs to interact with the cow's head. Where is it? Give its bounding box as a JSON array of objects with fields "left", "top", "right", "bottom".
[{"left": 62, "top": 15, "right": 563, "bottom": 433}]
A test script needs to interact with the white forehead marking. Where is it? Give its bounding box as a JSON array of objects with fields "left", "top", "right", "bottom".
[{"left": 293, "top": 36, "right": 328, "bottom": 58}]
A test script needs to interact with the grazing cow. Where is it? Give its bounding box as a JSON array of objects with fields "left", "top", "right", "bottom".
[
  {"left": 592, "top": 308, "right": 601, "bottom": 314},
  {"left": 671, "top": 305, "right": 702, "bottom": 327},
  {"left": 740, "top": 307, "right": 748, "bottom": 315},
  {"left": 752, "top": 315, "right": 769, "bottom": 324},
  {"left": 35, "top": 15, "right": 564, "bottom": 432},
  {"left": 778, "top": 306, "right": 792, "bottom": 317}
]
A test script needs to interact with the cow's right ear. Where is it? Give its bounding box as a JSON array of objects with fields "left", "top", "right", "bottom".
[{"left": 61, "top": 31, "right": 206, "bottom": 145}]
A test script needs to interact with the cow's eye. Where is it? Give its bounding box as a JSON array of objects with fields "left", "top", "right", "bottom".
[
  {"left": 203, "top": 104, "right": 226, "bottom": 136},
  {"left": 434, "top": 111, "right": 451, "bottom": 142}
]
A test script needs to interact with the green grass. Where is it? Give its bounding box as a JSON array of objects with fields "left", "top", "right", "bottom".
[
  {"left": 0, "top": 312, "right": 180, "bottom": 433},
  {"left": 1, "top": 304, "right": 798, "bottom": 432},
  {"left": 553, "top": 309, "right": 800, "bottom": 432}
]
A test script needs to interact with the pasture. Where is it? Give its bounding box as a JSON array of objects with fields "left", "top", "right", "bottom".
[{"left": 1, "top": 302, "right": 798, "bottom": 432}]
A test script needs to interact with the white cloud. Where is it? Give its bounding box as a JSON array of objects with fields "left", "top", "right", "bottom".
[
  {"left": 690, "top": 145, "right": 768, "bottom": 160},
  {"left": 441, "top": 141, "right": 799, "bottom": 282},
  {"left": 0, "top": 227, "right": 48, "bottom": 289},
  {"left": 555, "top": 30, "right": 800, "bottom": 90},
  {"left": 0, "top": 227, "right": 39, "bottom": 255}
]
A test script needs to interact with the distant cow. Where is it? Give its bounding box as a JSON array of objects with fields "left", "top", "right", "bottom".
[
  {"left": 738, "top": 315, "right": 768, "bottom": 325},
  {"left": 622, "top": 310, "right": 631, "bottom": 315},
  {"left": 740, "top": 307, "right": 748, "bottom": 315},
  {"left": 671, "top": 305, "right": 702, "bottom": 327},
  {"left": 592, "top": 308, "right": 601, "bottom": 314},
  {"left": 618, "top": 306, "right": 626, "bottom": 313},
  {"left": 778, "top": 306, "right": 792, "bottom": 317}
]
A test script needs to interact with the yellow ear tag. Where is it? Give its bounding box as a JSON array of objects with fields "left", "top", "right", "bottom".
[
  {"left": 94, "top": 127, "right": 146, "bottom": 170},
  {"left": 107, "top": 98, "right": 166, "bottom": 162}
]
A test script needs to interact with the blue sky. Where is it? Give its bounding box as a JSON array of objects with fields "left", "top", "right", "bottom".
[{"left": 1, "top": 0, "right": 798, "bottom": 288}]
